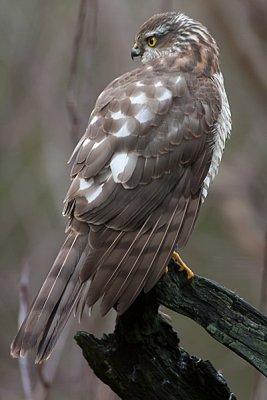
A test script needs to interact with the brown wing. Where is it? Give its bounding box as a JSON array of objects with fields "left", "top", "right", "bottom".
[
  {"left": 64, "top": 65, "right": 221, "bottom": 315},
  {"left": 11, "top": 63, "right": 221, "bottom": 364}
]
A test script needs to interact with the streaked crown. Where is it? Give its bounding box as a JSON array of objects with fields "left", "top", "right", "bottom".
[{"left": 133, "top": 12, "right": 219, "bottom": 71}]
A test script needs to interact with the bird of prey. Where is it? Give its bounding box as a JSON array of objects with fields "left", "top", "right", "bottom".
[{"left": 11, "top": 12, "right": 231, "bottom": 363}]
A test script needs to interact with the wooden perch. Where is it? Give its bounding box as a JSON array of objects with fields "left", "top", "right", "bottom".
[
  {"left": 75, "top": 259, "right": 267, "bottom": 399},
  {"left": 158, "top": 259, "right": 267, "bottom": 376}
]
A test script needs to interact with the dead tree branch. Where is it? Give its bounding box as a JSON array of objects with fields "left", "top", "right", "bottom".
[{"left": 75, "top": 259, "right": 267, "bottom": 399}]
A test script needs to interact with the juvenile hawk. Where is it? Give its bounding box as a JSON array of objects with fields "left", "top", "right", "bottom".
[{"left": 11, "top": 12, "right": 231, "bottom": 363}]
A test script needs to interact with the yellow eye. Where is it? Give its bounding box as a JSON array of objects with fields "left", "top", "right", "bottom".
[{"left": 147, "top": 36, "right": 157, "bottom": 47}]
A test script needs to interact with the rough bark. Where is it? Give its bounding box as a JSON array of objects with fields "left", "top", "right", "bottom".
[{"left": 75, "top": 259, "right": 267, "bottom": 399}]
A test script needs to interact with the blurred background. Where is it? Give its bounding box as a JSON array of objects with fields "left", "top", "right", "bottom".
[{"left": 1, "top": 0, "right": 267, "bottom": 399}]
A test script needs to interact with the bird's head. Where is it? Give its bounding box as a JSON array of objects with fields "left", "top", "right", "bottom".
[{"left": 131, "top": 12, "right": 219, "bottom": 73}]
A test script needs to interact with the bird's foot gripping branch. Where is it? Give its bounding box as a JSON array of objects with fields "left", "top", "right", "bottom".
[{"left": 75, "top": 259, "right": 267, "bottom": 400}]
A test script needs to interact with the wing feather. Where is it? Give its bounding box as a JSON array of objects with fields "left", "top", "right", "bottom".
[{"left": 65, "top": 67, "right": 220, "bottom": 314}]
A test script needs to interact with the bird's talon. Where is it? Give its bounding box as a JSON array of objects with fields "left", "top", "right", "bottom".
[{"left": 172, "top": 251, "right": 194, "bottom": 279}]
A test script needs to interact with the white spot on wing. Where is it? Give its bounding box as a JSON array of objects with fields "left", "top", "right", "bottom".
[
  {"left": 110, "top": 152, "right": 129, "bottom": 182},
  {"left": 86, "top": 185, "right": 103, "bottom": 203},
  {"left": 135, "top": 107, "right": 153, "bottom": 124},
  {"left": 111, "top": 110, "right": 125, "bottom": 120},
  {"left": 79, "top": 178, "right": 94, "bottom": 190},
  {"left": 155, "top": 81, "right": 163, "bottom": 87},
  {"left": 114, "top": 122, "right": 130, "bottom": 138},
  {"left": 157, "top": 89, "right": 172, "bottom": 102},
  {"left": 130, "top": 92, "right": 147, "bottom": 105},
  {"left": 136, "top": 81, "right": 145, "bottom": 87}
]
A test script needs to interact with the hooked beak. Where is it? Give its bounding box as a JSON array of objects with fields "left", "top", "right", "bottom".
[{"left": 131, "top": 43, "right": 141, "bottom": 60}]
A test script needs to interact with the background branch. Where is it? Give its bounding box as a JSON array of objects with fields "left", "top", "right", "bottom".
[
  {"left": 66, "top": 0, "right": 87, "bottom": 144},
  {"left": 17, "top": 261, "right": 75, "bottom": 400},
  {"left": 18, "top": 260, "right": 33, "bottom": 400},
  {"left": 66, "top": 0, "right": 98, "bottom": 145}
]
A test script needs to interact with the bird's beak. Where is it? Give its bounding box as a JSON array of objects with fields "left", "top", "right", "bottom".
[{"left": 131, "top": 43, "right": 141, "bottom": 60}]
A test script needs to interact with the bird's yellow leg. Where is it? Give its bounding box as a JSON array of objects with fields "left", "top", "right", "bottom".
[{"left": 172, "top": 251, "right": 194, "bottom": 279}]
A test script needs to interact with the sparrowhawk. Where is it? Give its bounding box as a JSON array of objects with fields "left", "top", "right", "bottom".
[{"left": 11, "top": 12, "right": 231, "bottom": 363}]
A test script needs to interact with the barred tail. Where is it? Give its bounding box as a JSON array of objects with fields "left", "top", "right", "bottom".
[{"left": 11, "top": 225, "right": 88, "bottom": 363}]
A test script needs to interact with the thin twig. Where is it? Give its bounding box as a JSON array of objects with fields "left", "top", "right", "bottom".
[
  {"left": 66, "top": 0, "right": 98, "bottom": 146},
  {"left": 80, "top": 0, "right": 98, "bottom": 130},
  {"left": 66, "top": 0, "right": 88, "bottom": 145},
  {"left": 66, "top": 2, "right": 114, "bottom": 399},
  {"left": 17, "top": 259, "right": 74, "bottom": 400},
  {"left": 18, "top": 260, "right": 33, "bottom": 400},
  {"left": 32, "top": 321, "right": 74, "bottom": 400}
]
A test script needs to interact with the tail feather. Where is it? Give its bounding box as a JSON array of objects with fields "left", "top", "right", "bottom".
[
  {"left": 11, "top": 227, "right": 88, "bottom": 363},
  {"left": 36, "top": 279, "right": 82, "bottom": 363},
  {"left": 100, "top": 217, "right": 161, "bottom": 315},
  {"left": 85, "top": 217, "right": 151, "bottom": 309},
  {"left": 115, "top": 198, "right": 184, "bottom": 314}
]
